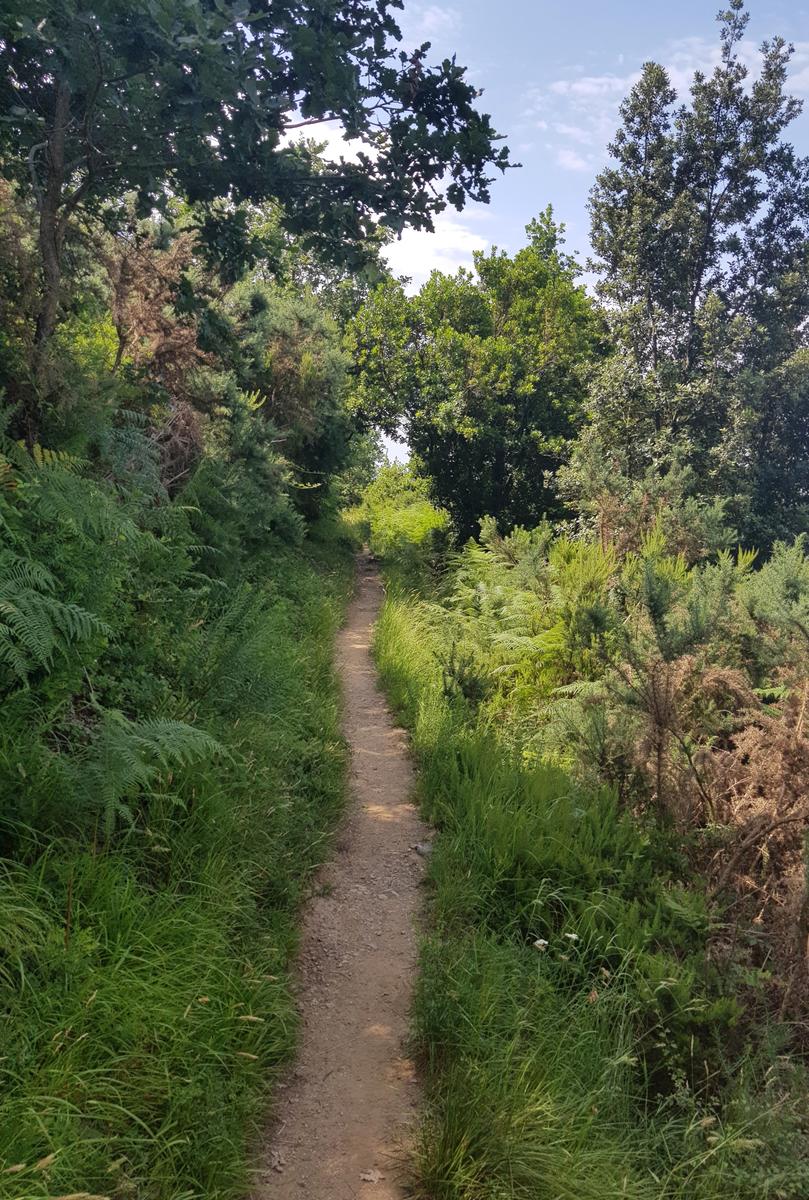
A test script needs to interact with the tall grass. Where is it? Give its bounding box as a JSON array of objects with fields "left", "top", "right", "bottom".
[
  {"left": 374, "top": 595, "right": 809, "bottom": 1200},
  {"left": 0, "top": 534, "right": 353, "bottom": 1199}
]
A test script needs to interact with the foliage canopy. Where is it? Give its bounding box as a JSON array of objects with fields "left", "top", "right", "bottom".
[
  {"left": 348, "top": 209, "right": 603, "bottom": 538},
  {"left": 0, "top": 0, "right": 511, "bottom": 414}
]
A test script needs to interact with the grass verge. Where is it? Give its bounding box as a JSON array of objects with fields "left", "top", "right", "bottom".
[
  {"left": 0, "top": 533, "right": 353, "bottom": 1199},
  {"left": 374, "top": 592, "right": 809, "bottom": 1200}
]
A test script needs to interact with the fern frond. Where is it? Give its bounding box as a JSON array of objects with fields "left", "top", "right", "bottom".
[
  {"left": 24, "top": 442, "right": 84, "bottom": 472},
  {"left": 128, "top": 717, "right": 222, "bottom": 770},
  {"left": 0, "top": 624, "right": 31, "bottom": 679},
  {"left": 0, "top": 455, "right": 17, "bottom": 492},
  {"left": 81, "top": 711, "right": 223, "bottom": 840},
  {"left": 552, "top": 680, "right": 607, "bottom": 699},
  {"left": 0, "top": 549, "right": 110, "bottom": 684},
  {"left": 2, "top": 552, "right": 56, "bottom": 592},
  {"left": 27, "top": 465, "right": 137, "bottom": 542}
]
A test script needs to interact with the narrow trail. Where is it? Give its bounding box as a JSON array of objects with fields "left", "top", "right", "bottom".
[{"left": 252, "top": 555, "right": 428, "bottom": 1200}]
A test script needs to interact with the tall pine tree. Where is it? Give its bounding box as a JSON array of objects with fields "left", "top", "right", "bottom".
[{"left": 571, "top": 1, "right": 809, "bottom": 550}]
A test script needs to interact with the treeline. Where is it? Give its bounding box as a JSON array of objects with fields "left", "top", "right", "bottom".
[
  {"left": 348, "top": 2, "right": 809, "bottom": 553},
  {"left": 0, "top": 2, "right": 509, "bottom": 1195}
]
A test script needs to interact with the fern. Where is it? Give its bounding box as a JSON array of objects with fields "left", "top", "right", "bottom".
[
  {"left": 0, "top": 549, "right": 110, "bottom": 685},
  {"left": 80, "top": 711, "right": 223, "bottom": 839},
  {"left": 552, "top": 679, "right": 607, "bottom": 699},
  {"left": 94, "top": 408, "right": 165, "bottom": 500},
  {"left": 25, "top": 463, "right": 138, "bottom": 542},
  {"left": 0, "top": 453, "right": 16, "bottom": 492},
  {"left": 26, "top": 441, "right": 84, "bottom": 472},
  {"left": 1, "top": 433, "right": 141, "bottom": 545},
  {"left": 179, "top": 583, "right": 259, "bottom": 692}
]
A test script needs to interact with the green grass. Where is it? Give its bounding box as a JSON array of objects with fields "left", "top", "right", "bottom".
[
  {"left": 0, "top": 536, "right": 353, "bottom": 1199},
  {"left": 374, "top": 593, "right": 809, "bottom": 1200}
]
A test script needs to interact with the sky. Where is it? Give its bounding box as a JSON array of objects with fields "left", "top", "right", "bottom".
[{"left": 377, "top": 0, "right": 809, "bottom": 289}]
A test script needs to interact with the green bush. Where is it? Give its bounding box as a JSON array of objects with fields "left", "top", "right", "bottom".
[{"left": 360, "top": 463, "right": 451, "bottom": 582}]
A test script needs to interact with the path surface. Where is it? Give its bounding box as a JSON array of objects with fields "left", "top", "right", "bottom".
[{"left": 252, "top": 556, "right": 428, "bottom": 1200}]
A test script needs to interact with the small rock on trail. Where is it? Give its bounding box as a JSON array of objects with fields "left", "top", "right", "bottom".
[{"left": 251, "top": 555, "right": 428, "bottom": 1200}]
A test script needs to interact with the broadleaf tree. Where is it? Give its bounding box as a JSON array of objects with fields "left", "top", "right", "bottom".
[
  {"left": 348, "top": 209, "right": 604, "bottom": 538},
  {"left": 0, "top": 0, "right": 511, "bottom": 433}
]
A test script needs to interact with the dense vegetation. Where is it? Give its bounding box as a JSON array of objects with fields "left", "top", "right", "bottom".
[
  {"left": 0, "top": 200, "right": 367, "bottom": 1191},
  {"left": 1, "top": 520, "right": 352, "bottom": 1197},
  {"left": 1, "top": 0, "right": 808, "bottom": 1196},
  {"left": 0, "top": 2, "right": 509, "bottom": 1195},
  {"left": 344, "top": 5, "right": 809, "bottom": 1196},
  {"left": 364, "top": 471, "right": 809, "bottom": 1199}
]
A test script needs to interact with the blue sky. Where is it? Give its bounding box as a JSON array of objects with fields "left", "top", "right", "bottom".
[{"left": 381, "top": 0, "right": 809, "bottom": 288}]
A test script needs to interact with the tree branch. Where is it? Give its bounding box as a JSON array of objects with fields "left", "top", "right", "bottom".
[{"left": 27, "top": 141, "right": 47, "bottom": 210}]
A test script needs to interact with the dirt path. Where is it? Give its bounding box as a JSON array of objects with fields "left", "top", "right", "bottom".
[{"left": 251, "top": 555, "right": 428, "bottom": 1200}]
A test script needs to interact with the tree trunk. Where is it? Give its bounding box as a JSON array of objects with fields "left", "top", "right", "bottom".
[{"left": 28, "top": 77, "right": 71, "bottom": 442}]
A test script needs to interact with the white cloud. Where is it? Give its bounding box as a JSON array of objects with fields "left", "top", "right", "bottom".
[
  {"left": 382, "top": 211, "right": 489, "bottom": 293},
  {"left": 784, "top": 41, "right": 809, "bottom": 97},
  {"left": 553, "top": 121, "right": 594, "bottom": 145},
  {"left": 520, "top": 73, "right": 629, "bottom": 168},
  {"left": 281, "top": 121, "right": 379, "bottom": 165},
  {"left": 309, "top": 123, "right": 367, "bottom": 164},
  {"left": 665, "top": 34, "right": 724, "bottom": 91},
  {"left": 556, "top": 146, "right": 590, "bottom": 172},
  {"left": 549, "top": 73, "right": 637, "bottom": 98},
  {"left": 398, "top": 3, "right": 461, "bottom": 45},
  {"left": 792, "top": 63, "right": 809, "bottom": 94}
]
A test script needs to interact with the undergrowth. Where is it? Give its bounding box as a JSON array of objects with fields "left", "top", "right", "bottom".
[
  {"left": 0, "top": 523, "right": 354, "bottom": 1198},
  {"left": 374, "top": 587, "right": 809, "bottom": 1199}
]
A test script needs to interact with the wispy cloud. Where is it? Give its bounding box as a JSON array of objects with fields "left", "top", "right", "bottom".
[
  {"left": 519, "top": 78, "right": 623, "bottom": 177},
  {"left": 549, "top": 73, "right": 637, "bottom": 98},
  {"left": 398, "top": 3, "right": 462, "bottom": 45},
  {"left": 556, "top": 147, "right": 590, "bottom": 172},
  {"left": 553, "top": 121, "right": 595, "bottom": 146}
]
